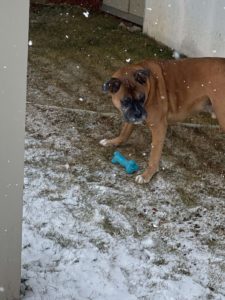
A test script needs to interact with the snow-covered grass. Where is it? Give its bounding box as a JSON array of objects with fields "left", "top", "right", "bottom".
[
  {"left": 22, "top": 4, "right": 225, "bottom": 299},
  {"left": 22, "top": 104, "right": 225, "bottom": 299}
]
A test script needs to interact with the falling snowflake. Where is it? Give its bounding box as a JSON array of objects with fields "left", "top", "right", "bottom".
[
  {"left": 28, "top": 40, "right": 33, "bottom": 46},
  {"left": 83, "top": 11, "right": 89, "bottom": 18}
]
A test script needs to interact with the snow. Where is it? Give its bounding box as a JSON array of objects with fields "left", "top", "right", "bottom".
[
  {"left": 83, "top": 11, "right": 89, "bottom": 18},
  {"left": 22, "top": 104, "right": 225, "bottom": 300},
  {"left": 172, "top": 50, "right": 180, "bottom": 59}
]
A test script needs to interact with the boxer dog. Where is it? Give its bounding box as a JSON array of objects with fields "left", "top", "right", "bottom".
[{"left": 100, "top": 58, "right": 225, "bottom": 184}]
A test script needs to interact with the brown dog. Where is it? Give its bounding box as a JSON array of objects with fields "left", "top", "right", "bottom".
[{"left": 100, "top": 58, "right": 225, "bottom": 184}]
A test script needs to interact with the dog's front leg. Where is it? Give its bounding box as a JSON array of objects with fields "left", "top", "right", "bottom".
[
  {"left": 100, "top": 122, "right": 134, "bottom": 147},
  {"left": 136, "top": 120, "right": 167, "bottom": 184}
]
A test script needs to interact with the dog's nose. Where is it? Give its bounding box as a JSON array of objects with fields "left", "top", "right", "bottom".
[
  {"left": 121, "top": 96, "right": 132, "bottom": 107},
  {"left": 134, "top": 106, "right": 142, "bottom": 118}
]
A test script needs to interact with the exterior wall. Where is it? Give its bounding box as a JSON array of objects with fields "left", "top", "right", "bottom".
[
  {"left": 144, "top": 0, "right": 225, "bottom": 57},
  {"left": 130, "top": 0, "right": 145, "bottom": 18},
  {"left": 103, "top": 0, "right": 129, "bottom": 12},
  {"left": 0, "top": 1, "right": 29, "bottom": 299},
  {"left": 102, "top": 0, "right": 145, "bottom": 25}
]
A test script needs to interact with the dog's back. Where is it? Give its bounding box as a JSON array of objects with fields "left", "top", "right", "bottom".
[{"left": 144, "top": 58, "right": 225, "bottom": 124}]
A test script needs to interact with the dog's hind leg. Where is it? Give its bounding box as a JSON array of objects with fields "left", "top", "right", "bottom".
[
  {"left": 214, "top": 107, "right": 225, "bottom": 132},
  {"left": 211, "top": 96, "right": 225, "bottom": 132}
]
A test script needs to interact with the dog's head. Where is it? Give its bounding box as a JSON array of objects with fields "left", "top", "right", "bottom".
[{"left": 103, "top": 65, "right": 150, "bottom": 124}]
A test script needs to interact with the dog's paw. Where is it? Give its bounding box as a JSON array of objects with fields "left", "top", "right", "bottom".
[
  {"left": 135, "top": 175, "right": 149, "bottom": 184},
  {"left": 99, "top": 139, "right": 110, "bottom": 147}
]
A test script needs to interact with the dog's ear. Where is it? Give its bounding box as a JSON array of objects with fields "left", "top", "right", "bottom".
[
  {"left": 134, "top": 69, "right": 150, "bottom": 84},
  {"left": 102, "top": 78, "right": 121, "bottom": 94}
]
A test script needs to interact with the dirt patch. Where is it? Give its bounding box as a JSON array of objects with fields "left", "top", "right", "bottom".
[{"left": 22, "top": 4, "right": 225, "bottom": 299}]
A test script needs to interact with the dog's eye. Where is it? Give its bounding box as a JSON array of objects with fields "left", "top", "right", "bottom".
[
  {"left": 134, "top": 69, "right": 150, "bottom": 85},
  {"left": 110, "top": 78, "right": 121, "bottom": 93},
  {"left": 103, "top": 78, "right": 121, "bottom": 94}
]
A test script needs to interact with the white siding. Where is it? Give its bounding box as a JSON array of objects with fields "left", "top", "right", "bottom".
[{"left": 144, "top": 0, "right": 225, "bottom": 57}]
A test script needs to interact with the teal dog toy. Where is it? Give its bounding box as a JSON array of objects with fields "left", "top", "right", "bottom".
[{"left": 112, "top": 151, "right": 139, "bottom": 174}]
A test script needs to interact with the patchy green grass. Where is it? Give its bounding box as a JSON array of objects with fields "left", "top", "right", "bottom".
[
  {"left": 29, "top": 4, "right": 172, "bottom": 75},
  {"left": 28, "top": 3, "right": 225, "bottom": 195}
]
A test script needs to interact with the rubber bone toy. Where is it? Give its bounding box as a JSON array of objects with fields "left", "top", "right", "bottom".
[{"left": 111, "top": 151, "right": 139, "bottom": 174}]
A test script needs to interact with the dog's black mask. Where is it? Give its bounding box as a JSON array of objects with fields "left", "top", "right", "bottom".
[
  {"left": 102, "top": 69, "right": 150, "bottom": 123},
  {"left": 121, "top": 94, "right": 147, "bottom": 123}
]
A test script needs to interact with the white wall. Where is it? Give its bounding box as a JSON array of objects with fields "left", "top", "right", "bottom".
[
  {"left": 0, "top": 1, "right": 29, "bottom": 299},
  {"left": 130, "top": 0, "right": 145, "bottom": 18},
  {"left": 144, "top": 0, "right": 225, "bottom": 57},
  {"left": 102, "top": 0, "right": 145, "bottom": 25},
  {"left": 103, "top": 0, "right": 129, "bottom": 12}
]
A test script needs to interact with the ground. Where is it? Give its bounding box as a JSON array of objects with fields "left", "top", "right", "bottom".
[{"left": 22, "top": 4, "right": 225, "bottom": 299}]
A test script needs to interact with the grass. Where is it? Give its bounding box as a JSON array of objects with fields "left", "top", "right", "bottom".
[
  {"left": 28, "top": 2, "right": 225, "bottom": 207},
  {"left": 29, "top": 4, "right": 172, "bottom": 76}
]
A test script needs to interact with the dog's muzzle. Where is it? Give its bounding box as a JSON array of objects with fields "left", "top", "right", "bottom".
[{"left": 121, "top": 95, "right": 147, "bottom": 124}]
